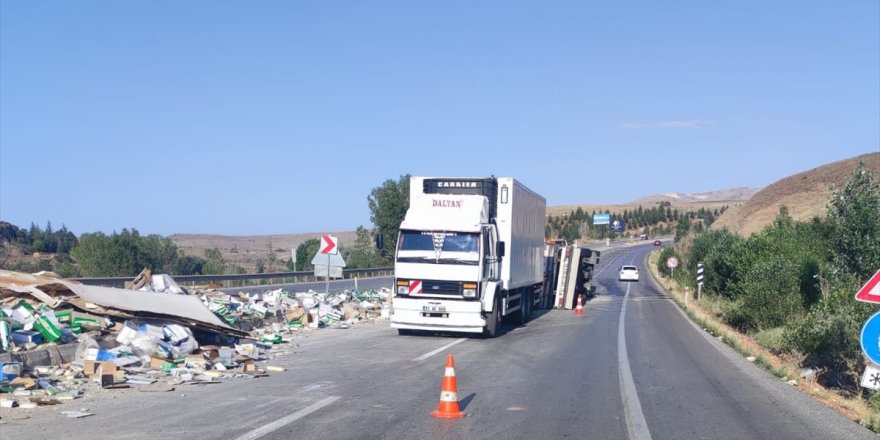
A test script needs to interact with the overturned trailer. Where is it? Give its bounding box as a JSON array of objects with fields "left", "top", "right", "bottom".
[{"left": 543, "top": 242, "right": 600, "bottom": 310}]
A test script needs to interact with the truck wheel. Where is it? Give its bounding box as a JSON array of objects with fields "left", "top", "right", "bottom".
[
  {"left": 519, "top": 291, "right": 531, "bottom": 324},
  {"left": 484, "top": 295, "right": 502, "bottom": 338}
]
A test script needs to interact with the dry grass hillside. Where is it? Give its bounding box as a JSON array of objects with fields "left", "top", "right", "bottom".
[
  {"left": 171, "top": 231, "right": 358, "bottom": 272},
  {"left": 712, "top": 152, "right": 880, "bottom": 237}
]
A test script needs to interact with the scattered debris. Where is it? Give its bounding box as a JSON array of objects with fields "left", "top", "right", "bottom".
[
  {"left": 746, "top": 356, "right": 756, "bottom": 362},
  {"left": 1, "top": 269, "right": 392, "bottom": 412},
  {"left": 801, "top": 367, "right": 817, "bottom": 381},
  {"left": 59, "top": 410, "right": 94, "bottom": 418}
]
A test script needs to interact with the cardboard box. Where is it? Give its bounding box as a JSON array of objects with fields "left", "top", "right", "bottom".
[
  {"left": 33, "top": 315, "right": 62, "bottom": 342},
  {"left": 71, "top": 311, "right": 103, "bottom": 330},
  {"left": 94, "top": 362, "right": 117, "bottom": 387},
  {"left": 185, "top": 354, "right": 207, "bottom": 369},
  {"left": 53, "top": 309, "right": 73, "bottom": 323},
  {"left": 83, "top": 361, "right": 117, "bottom": 377},
  {"left": 200, "top": 345, "right": 220, "bottom": 362},
  {"left": 242, "top": 361, "right": 256, "bottom": 373},
  {"left": 285, "top": 307, "right": 306, "bottom": 322},
  {"left": 149, "top": 357, "right": 172, "bottom": 370},
  {"left": 9, "top": 376, "right": 35, "bottom": 389},
  {"left": 342, "top": 303, "right": 363, "bottom": 320},
  {"left": 0, "top": 362, "right": 22, "bottom": 381}
]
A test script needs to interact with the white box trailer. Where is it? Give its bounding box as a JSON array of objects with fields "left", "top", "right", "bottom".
[{"left": 390, "top": 176, "right": 546, "bottom": 337}]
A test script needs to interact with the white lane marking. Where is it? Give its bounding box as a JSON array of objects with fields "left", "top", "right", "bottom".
[
  {"left": 412, "top": 338, "right": 467, "bottom": 362},
  {"left": 594, "top": 250, "right": 626, "bottom": 278},
  {"left": 618, "top": 282, "right": 653, "bottom": 440},
  {"left": 234, "top": 396, "right": 341, "bottom": 440}
]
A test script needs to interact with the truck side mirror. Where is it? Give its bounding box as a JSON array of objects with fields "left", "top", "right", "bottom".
[
  {"left": 375, "top": 234, "right": 384, "bottom": 250},
  {"left": 496, "top": 241, "right": 505, "bottom": 258}
]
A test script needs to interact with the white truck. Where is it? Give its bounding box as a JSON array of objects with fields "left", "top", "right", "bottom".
[{"left": 390, "top": 176, "right": 546, "bottom": 337}]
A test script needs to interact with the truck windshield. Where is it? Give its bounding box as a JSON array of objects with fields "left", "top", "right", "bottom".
[{"left": 398, "top": 231, "right": 479, "bottom": 253}]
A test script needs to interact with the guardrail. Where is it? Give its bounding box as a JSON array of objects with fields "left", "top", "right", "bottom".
[{"left": 74, "top": 267, "right": 395, "bottom": 289}]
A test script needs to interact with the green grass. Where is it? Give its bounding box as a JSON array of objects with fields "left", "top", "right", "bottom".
[{"left": 753, "top": 327, "right": 787, "bottom": 354}]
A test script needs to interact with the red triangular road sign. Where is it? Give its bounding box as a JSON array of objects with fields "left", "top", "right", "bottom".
[{"left": 855, "top": 269, "right": 880, "bottom": 304}]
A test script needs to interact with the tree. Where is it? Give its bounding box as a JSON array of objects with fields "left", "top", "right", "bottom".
[
  {"left": 203, "top": 248, "right": 227, "bottom": 275},
  {"left": 827, "top": 163, "right": 880, "bottom": 283},
  {"left": 265, "top": 240, "right": 277, "bottom": 272},
  {"left": 345, "top": 226, "right": 386, "bottom": 269},
  {"left": 368, "top": 175, "right": 410, "bottom": 259},
  {"left": 173, "top": 255, "right": 205, "bottom": 275},
  {"left": 69, "top": 229, "right": 182, "bottom": 277},
  {"left": 674, "top": 216, "right": 691, "bottom": 242},
  {"left": 295, "top": 238, "right": 321, "bottom": 271}
]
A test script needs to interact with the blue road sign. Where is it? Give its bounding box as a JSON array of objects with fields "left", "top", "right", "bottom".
[
  {"left": 610, "top": 219, "right": 626, "bottom": 232},
  {"left": 593, "top": 213, "right": 610, "bottom": 225},
  {"left": 861, "top": 311, "right": 880, "bottom": 365}
]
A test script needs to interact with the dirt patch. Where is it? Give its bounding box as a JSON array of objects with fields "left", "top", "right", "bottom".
[
  {"left": 171, "top": 231, "right": 359, "bottom": 272},
  {"left": 713, "top": 152, "right": 880, "bottom": 236}
]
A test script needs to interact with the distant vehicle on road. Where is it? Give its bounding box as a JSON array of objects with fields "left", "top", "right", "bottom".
[
  {"left": 619, "top": 265, "right": 640, "bottom": 282},
  {"left": 653, "top": 240, "right": 662, "bottom": 246}
]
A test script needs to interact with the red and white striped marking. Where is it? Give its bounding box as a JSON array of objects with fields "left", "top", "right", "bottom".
[{"left": 409, "top": 280, "right": 423, "bottom": 294}]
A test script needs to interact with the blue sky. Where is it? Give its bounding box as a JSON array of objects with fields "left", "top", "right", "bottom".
[{"left": 1, "top": 1, "right": 878, "bottom": 236}]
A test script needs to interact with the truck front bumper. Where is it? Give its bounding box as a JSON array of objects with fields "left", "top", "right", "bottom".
[{"left": 390, "top": 297, "right": 486, "bottom": 333}]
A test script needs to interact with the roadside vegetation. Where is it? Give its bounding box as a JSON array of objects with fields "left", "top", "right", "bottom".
[{"left": 651, "top": 162, "right": 880, "bottom": 430}]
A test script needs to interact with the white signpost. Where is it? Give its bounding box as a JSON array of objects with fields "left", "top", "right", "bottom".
[
  {"left": 313, "top": 235, "right": 345, "bottom": 294},
  {"left": 696, "top": 263, "right": 705, "bottom": 301},
  {"left": 667, "top": 256, "right": 681, "bottom": 303}
]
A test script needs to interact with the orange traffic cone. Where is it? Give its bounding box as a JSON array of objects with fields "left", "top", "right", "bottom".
[
  {"left": 574, "top": 294, "right": 584, "bottom": 316},
  {"left": 431, "top": 353, "right": 466, "bottom": 419}
]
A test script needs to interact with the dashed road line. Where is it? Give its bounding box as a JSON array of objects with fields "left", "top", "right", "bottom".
[
  {"left": 234, "top": 396, "right": 341, "bottom": 440},
  {"left": 413, "top": 338, "right": 467, "bottom": 362},
  {"left": 619, "top": 282, "right": 653, "bottom": 440}
]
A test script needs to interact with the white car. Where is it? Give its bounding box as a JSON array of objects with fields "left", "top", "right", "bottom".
[{"left": 619, "top": 265, "right": 640, "bottom": 282}]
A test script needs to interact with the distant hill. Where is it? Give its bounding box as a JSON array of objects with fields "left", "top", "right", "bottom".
[
  {"left": 172, "top": 153, "right": 880, "bottom": 273},
  {"left": 630, "top": 188, "right": 759, "bottom": 204},
  {"left": 171, "top": 231, "right": 358, "bottom": 272},
  {"left": 712, "top": 152, "right": 880, "bottom": 237}
]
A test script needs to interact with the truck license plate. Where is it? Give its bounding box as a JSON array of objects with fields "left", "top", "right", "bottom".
[{"left": 422, "top": 305, "right": 446, "bottom": 313}]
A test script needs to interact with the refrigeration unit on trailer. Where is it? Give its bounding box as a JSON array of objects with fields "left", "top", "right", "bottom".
[{"left": 390, "top": 176, "right": 546, "bottom": 337}]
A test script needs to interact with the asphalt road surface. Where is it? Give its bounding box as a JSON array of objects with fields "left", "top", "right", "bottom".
[{"left": 4, "top": 244, "right": 876, "bottom": 439}]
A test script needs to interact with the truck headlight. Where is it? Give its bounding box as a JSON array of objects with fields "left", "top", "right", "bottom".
[
  {"left": 463, "top": 283, "right": 477, "bottom": 298},
  {"left": 396, "top": 280, "right": 409, "bottom": 295}
]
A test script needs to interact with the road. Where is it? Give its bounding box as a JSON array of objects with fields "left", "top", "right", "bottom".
[{"left": 4, "top": 243, "right": 875, "bottom": 439}]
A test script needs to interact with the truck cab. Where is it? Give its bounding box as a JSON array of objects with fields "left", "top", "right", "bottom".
[{"left": 390, "top": 176, "right": 543, "bottom": 337}]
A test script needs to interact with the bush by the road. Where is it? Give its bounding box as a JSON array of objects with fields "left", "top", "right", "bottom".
[{"left": 678, "top": 162, "right": 880, "bottom": 392}]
